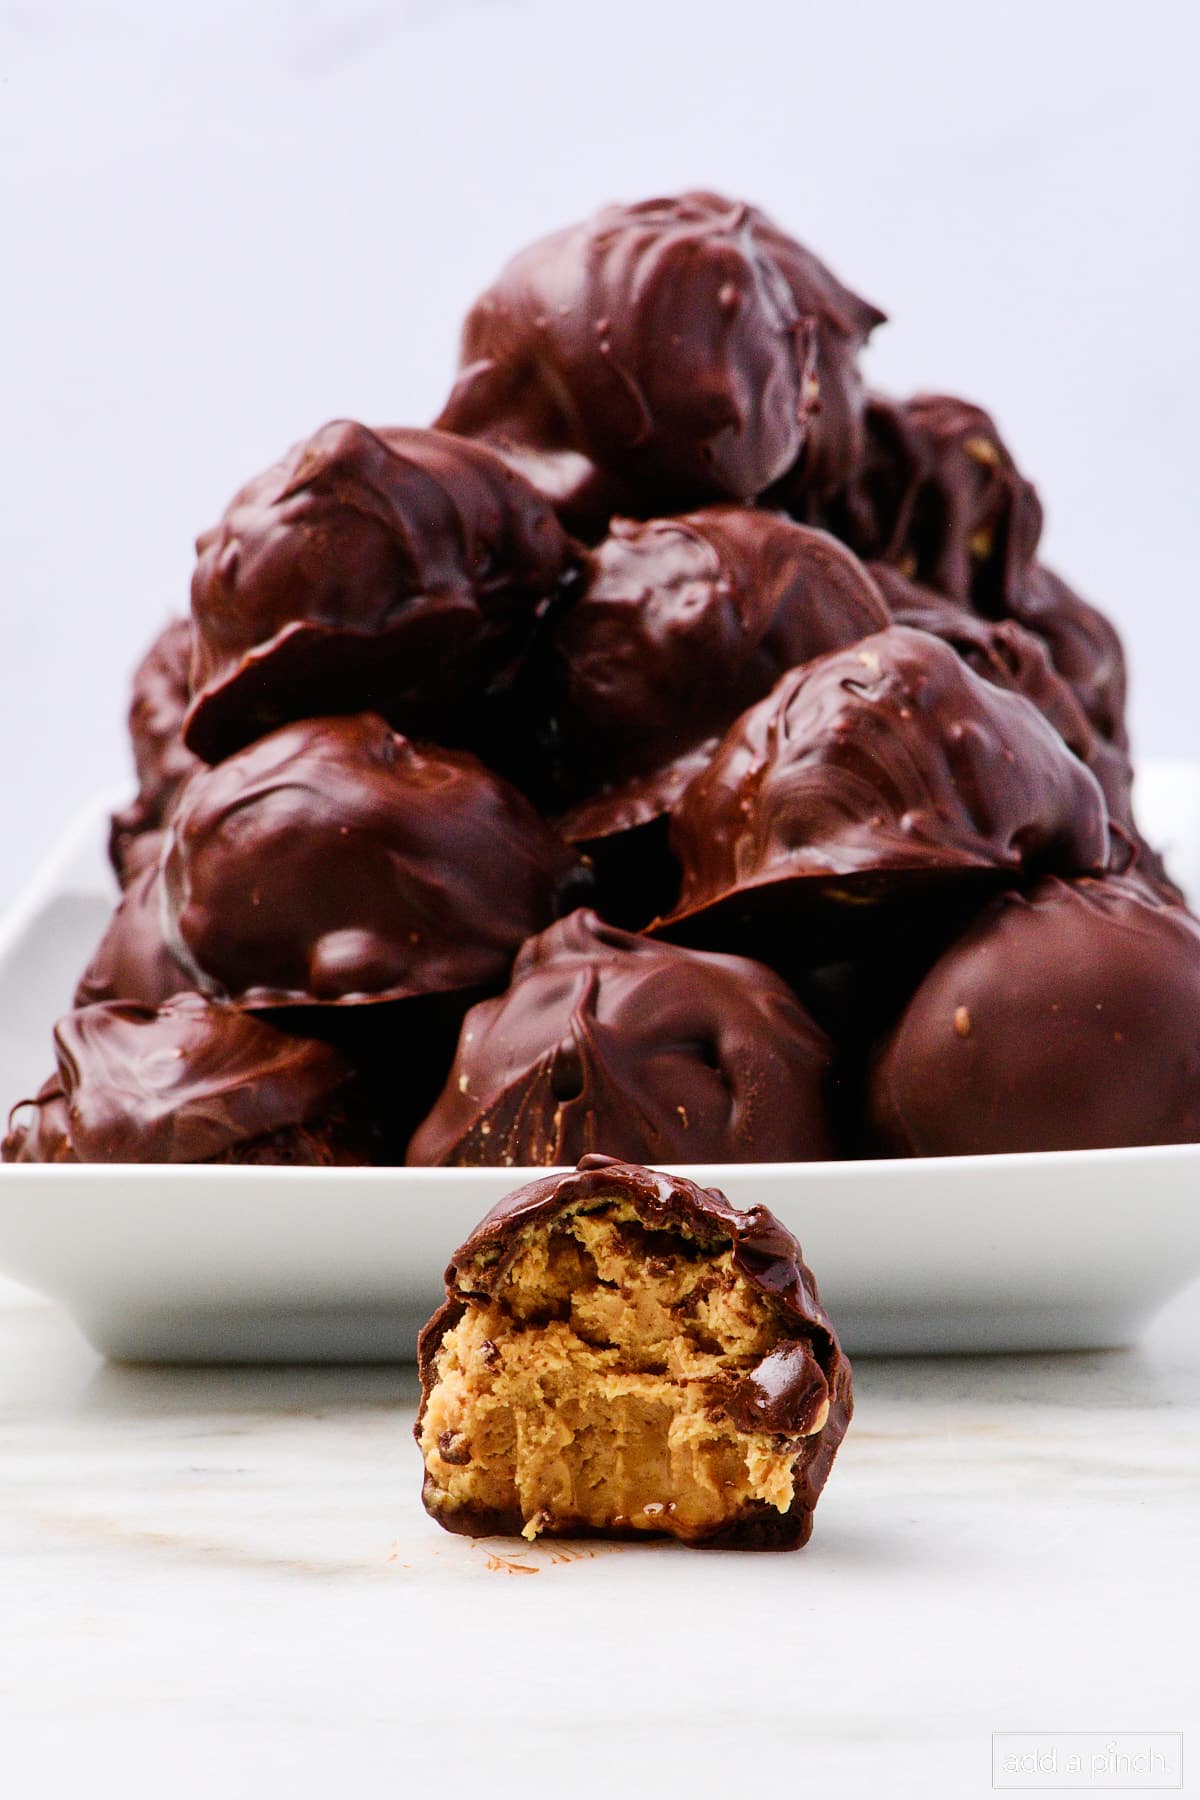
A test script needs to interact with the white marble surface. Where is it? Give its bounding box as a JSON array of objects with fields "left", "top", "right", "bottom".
[{"left": 2, "top": 1273, "right": 1197, "bottom": 1798}]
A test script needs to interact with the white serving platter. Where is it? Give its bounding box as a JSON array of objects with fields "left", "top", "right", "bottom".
[{"left": 1, "top": 768, "right": 1199, "bottom": 1364}]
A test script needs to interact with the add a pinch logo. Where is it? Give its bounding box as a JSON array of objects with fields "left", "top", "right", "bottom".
[{"left": 992, "top": 1732, "right": 1182, "bottom": 1789}]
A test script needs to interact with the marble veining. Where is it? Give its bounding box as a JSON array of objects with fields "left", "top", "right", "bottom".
[{"left": 1, "top": 1273, "right": 1197, "bottom": 1799}]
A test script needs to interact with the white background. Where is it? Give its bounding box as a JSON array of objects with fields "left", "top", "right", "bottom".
[{"left": 1, "top": 0, "right": 1197, "bottom": 909}]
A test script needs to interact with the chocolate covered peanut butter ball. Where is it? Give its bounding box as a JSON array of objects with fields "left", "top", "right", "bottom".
[
  {"left": 163, "top": 713, "right": 585, "bottom": 1009},
  {"left": 4, "top": 995, "right": 365, "bottom": 1165},
  {"left": 416, "top": 1155, "right": 852, "bottom": 1548},
  {"left": 814, "top": 392, "right": 1044, "bottom": 615},
  {"left": 185, "top": 422, "right": 576, "bottom": 761},
  {"left": 438, "top": 192, "right": 883, "bottom": 528},
  {"left": 869, "top": 875, "right": 1200, "bottom": 1155},
  {"left": 657, "top": 625, "right": 1109, "bottom": 947},
  {"left": 407, "top": 910, "right": 834, "bottom": 1167},
  {"left": 552, "top": 508, "right": 889, "bottom": 841}
]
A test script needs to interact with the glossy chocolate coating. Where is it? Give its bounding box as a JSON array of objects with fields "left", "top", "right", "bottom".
[
  {"left": 109, "top": 618, "right": 202, "bottom": 887},
  {"left": 10, "top": 995, "right": 361, "bottom": 1164},
  {"left": 184, "top": 421, "right": 576, "bottom": 762},
  {"left": 416, "top": 1154, "right": 853, "bottom": 1548},
  {"left": 74, "top": 863, "right": 192, "bottom": 1009},
  {"left": 1009, "top": 562, "right": 1129, "bottom": 747},
  {"left": 553, "top": 509, "right": 890, "bottom": 840},
  {"left": 112, "top": 828, "right": 167, "bottom": 891},
  {"left": 658, "top": 625, "right": 1109, "bottom": 939},
  {"left": 815, "top": 393, "right": 1044, "bottom": 614},
  {"left": 870, "top": 566, "right": 1087, "bottom": 739},
  {"left": 870, "top": 875, "right": 1200, "bottom": 1154},
  {"left": 872, "top": 566, "right": 1164, "bottom": 886},
  {"left": 163, "top": 713, "right": 586, "bottom": 1008},
  {"left": 437, "top": 192, "right": 883, "bottom": 528},
  {"left": 2, "top": 1077, "right": 76, "bottom": 1164},
  {"left": 407, "top": 909, "right": 834, "bottom": 1167}
]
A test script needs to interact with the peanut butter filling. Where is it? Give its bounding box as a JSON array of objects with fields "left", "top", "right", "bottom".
[{"left": 419, "top": 1194, "right": 823, "bottom": 1541}]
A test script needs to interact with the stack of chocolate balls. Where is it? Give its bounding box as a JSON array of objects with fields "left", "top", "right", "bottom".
[{"left": 8, "top": 191, "right": 1200, "bottom": 1167}]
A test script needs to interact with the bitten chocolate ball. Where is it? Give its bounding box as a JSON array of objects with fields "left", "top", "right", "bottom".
[
  {"left": 184, "top": 421, "right": 576, "bottom": 762},
  {"left": 869, "top": 875, "right": 1200, "bottom": 1155},
  {"left": 108, "top": 618, "right": 202, "bottom": 887},
  {"left": 552, "top": 509, "right": 890, "bottom": 840},
  {"left": 4, "top": 995, "right": 365, "bottom": 1165},
  {"left": 416, "top": 1154, "right": 853, "bottom": 1548},
  {"left": 163, "top": 713, "right": 585, "bottom": 1009},
  {"left": 407, "top": 909, "right": 834, "bottom": 1167},
  {"left": 437, "top": 192, "right": 883, "bottom": 528},
  {"left": 74, "top": 863, "right": 192, "bottom": 1009},
  {"left": 814, "top": 393, "right": 1044, "bottom": 614},
  {"left": 657, "top": 625, "right": 1109, "bottom": 945}
]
